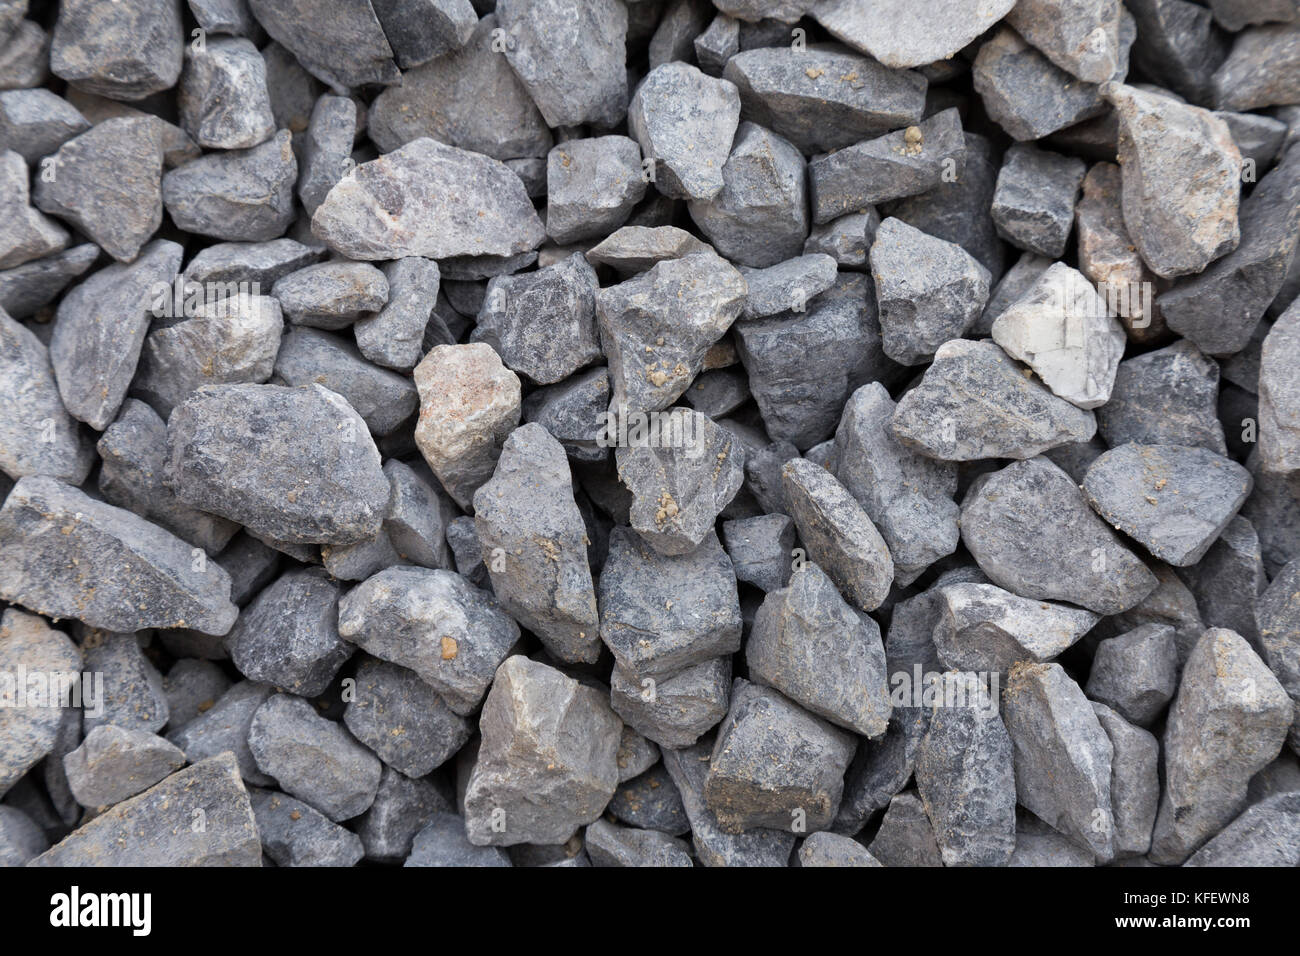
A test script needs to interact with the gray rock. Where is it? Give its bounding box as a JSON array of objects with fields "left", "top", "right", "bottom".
[
  {"left": 695, "top": 13, "right": 740, "bottom": 75},
  {"left": 1257, "top": 558, "right": 1300, "bottom": 752},
  {"left": 337, "top": 566, "right": 519, "bottom": 715},
  {"left": 414, "top": 343, "right": 521, "bottom": 510},
  {"left": 747, "top": 561, "right": 891, "bottom": 737},
  {"left": 187, "top": 0, "right": 261, "bottom": 37},
  {"left": 796, "top": 830, "right": 880, "bottom": 867},
  {"left": 179, "top": 37, "right": 274, "bottom": 150},
  {"left": 0, "top": 88, "right": 88, "bottom": 163},
  {"left": 162, "top": 130, "right": 298, "bottom": 242},
  {"left": 463, "top": 655, "right": 622, "bottom": 846},
  {"left": 248, "top": 692, "right": 382, "bottom": 821},
  {"left": 1185, "top": 792, "right": 1300, "bottom": 866},
  {"left": 166, "top": 681, "right": 273, "bottom": 785},
  {"left": 891, "top": 340, "right": 1098, "bottom": 461},
  {"left": 932, "top": 582, "right": 1100, "bottom": 675},
  {"left": 916, "top": 672, "right": 1018, "bottom": 866},
  {"left": 585, "top": 818, "right": 693, "bottom": 867},
  {"left": 472, "top": 254, "right": 601, "bottom": 386},
  {"left": 0, "top": 149, "right": 67, "bottom": 270},
  {"left": 812, "top": 0, "right": 1016, "bottom": 68},
  {"left": 1179, "top": 515, "right": 1268, "bottom": 649},
  {"left": 1150, "top": 628, "right": 1292, "bottom": 863},
  {"left": 184, "top": 238, "right": 324, "bottom": 289},
  {"left": 722, "top": 45, "right": 926, "bottom": 154},
  {"left": 371, "top": 0, "right": 476, "bottom": 68},
  {"left": 833, "top": 706, "right": 929, "bottom": 835},
  {"left": 97, "top": 399, "right": 240, "bottom": 554},
  {"left": 1211, "top": 23, "right": 1300, "bottom": 111},
  {"left": 406, "top": 812, "right": 512, "bottom": 866},
  {"left": 79, "top": 629, "right": 169, "bottom": 734},
  {"left": 382, "top": 458, "right": 454, "bottom": 570},
  {"left": 273, "top": 261, "right": 388, "bottom": 331},
  {"left": 162, "top": 659, "right": 231, "bottom": 731},
  {"left": 1082, "top": 443, "right": 1252, "bottom": 567},
  {"left": 0, "top": 609, "right": 80, "bottom": 796},
  {"left": 1260, "top": 299, "right": 1300, "bottom": 477},
  {"left": 496, "top": 0, "right": 627, "bottom": 128},
  {"left": 344, "top": 657, "right": 471, "bottom": 776},
  {"left": 614, "top": 726, "right": 659, "bottom": 784},
  {"left": 1097, "top": 341, "right": 1227, "bottom": 455},
  {"left": 803, "top": 210, "right": 879, "bottom": 271},
  {"left": 50, "top": 0, "right": 183, "bottom": 100},
  {"left": 833, "top": 382, "right": 958, "bottom": 584},
  {"left": 586, "top": 225, "right": 715, "bottom": 275},
  {"left": 63, "top": 724, "right": 185, "bottom": 808},
  {"left": 867, "top": 791, "right": 943, "bottom": 866},
  {"left": 721, "top": 514, "right": 794, "bottom": 592},
  {"left": 296, "top": 94, "right": 356, "bottom": 218},
  {"left": 782, "top": 457, "right": 894, "bottom": 612},
  {"left": 0, "top": 477, "right": 238, "bottom": 634},
  {"left": 597, "top": 250, "right": 747, "bottom": 416},
  {"left": 523, "top": 367, "right": 610, "bottom": 463},
  {"left": 739, "top": 254, "right": 838, "bottom": 320},
  {"left": 0, "top": 806, "right": 47, "bottom": 866},
  {"left": 50, "top": 239, "right": 181, "bottom": 430},
  {"left": 687, "top": 122, "right": 807, "bottom": 268},
  {"left": 354, "top": 257, "right": 440, "bottom": 371},
  {"left": 355, "top": 765, "right": 451, "bottom": 861},
  {"left": 273, "top": 329, "right": 416, "bottom": 436},
  {"left": 368, "top": 15, "right": 551, "bottom": 161},
  {"left": 165, "top": 383, "right": 390, "bottom": 546},
  {"left": 1107, "top": 83, "right": 1241, "bottom": 279},
  {"left": 738, "top": 273, "right": 899, "bottom": 450},
  {"left": 1219, "top": 108, "right": 1289, "bottom": 169},
  {"left": 661, "top": 735, "right": 795, "bottom": 866},
  {"left": 960, "top": 456, "right": 1157, "bottom": 615},
  {"left": 1007, "top": 825, "right": 1097, "bottom": 866},
  {"left": 615, "top": 409, "right": 744, "bottom": 556},
  {"left": 629, "top": 62, "right": 739, "bottom": 202},
  {"left": 473, "top": 424, "right": 600, "bottom": 663},
  {"left": 0, "top": 19, "right": 46, "bottom": 91},
  {"left": 251, "top": 788, "right": 365, "bottom": 866},
  {"left": 1086, "top": 624, "right": 1179, "bottom": 727},
  {"left": 1126, "top": 0, "right": 1230, "bottom": 104},
  {"left": 610, "top": 657, "right": 732, "bottom": 749},
  {"left": 704, "top": 679, "right": 855, "bottom": 833},
  {"left": 1163, "top": 146, "right": 1300, "bottom": 357},
  {"left": 1242, "top": 451, "right": 1300, "bottom": 577},
  {"left": 1004, "top": 662, "right": 1115, "bottom": 862},
  {"left": 870, "top": 217, "right": 990, "bottom": 366},
  {"left": 991, "top": 144, "right": 1086, "bottom": 259},
  {"left": 134, "top": 291, "right": 284, "bottom": 419},
  {"left": 0, "top": 306, "right": 93, "bottom": 483},
  {"left": 30, "top": 753, "right": 260, "bottom": 866},
  {"left": 546, "top": 137, "right": 646, "bottom": 245},
  {"left": 245, "top": 0, "right": 398, "bottom": 91},
  {"left": 1091, "top": 701, "right": 1160, "bottom": 859},
  {"left": 312, "top": 138, "right": 545, "bottom": 261},
  {"left": 1006, "top": 0, "right": 1124, "bottom": 83},
  {"left": 609, "top": 763, "right": 689, "bottom": 834},
  {"left": 598, "top": 527, "right": 741, "bottom": 680},
  {"left": 0, "top": 243, "right": 98, "bottom": 319},
  {"left": 225, "top": 567, "right": 351, "bottom": 696},
  {"left": 810, "top": 109, "right": 965, "bottom": 223}
]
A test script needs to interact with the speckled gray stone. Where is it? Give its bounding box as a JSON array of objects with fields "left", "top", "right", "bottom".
[
  {"left": 1097, "top": 341, "right": 1227, "bottom": 455},
  {"left": 166, "top": 681, "right": 273, "bottom": 785},
  {"left": 371, "top": 0, "right": 476, "bottom": 69},
  {"left": 251, "top": 788, "right": 365, "bottom": 867},
  {"left": 344, "top": 657, "right": 471, "bottom": 776},
  {"left": 1086, "top": 624, "right": 1179, "bottom": 727},
  {"left": 63, "top": 724, "right": 185, "bottom": 808},
  {"left": 867, "top": 790, "right": 943, "bottom": 866},
  {"left": 1092, "top": 701, "right": 1160, "bottom": 859},
  {"left": 179, "top": 37, "right": 274, "bottom": 151},
  {"left": 546, "top": 137, "right": 646, "bottom": 246},
  {"left": 163, "top": 130, "right": 297, "bottom": 242},
  {"left": 406, "top": 812, "right": 512, "bottom": 866},
  {"left": 1260, "top": 299, "right": 1300, "bottom": 477},
  {"left": 0, "top": 88, "right": 88, "bottom": 163},
  {"left": 1257, "top": 557, "right": 1300, "bottom": 753},
  {"left": 50, "top": 0, "right": 183, "bottom": 100},
  {"left": 0, "top": 609, "right": 80, "bottom": 797},
  {"left": 245, "top": 0, "right": 398, "bottom": 91},
  {"left": 629, "top": 62, "right": 739, "bottom": 202},
  {"left": 610, "top": 656, "right": 732, "bottom": 749},
  {"left": 1186, "top": 791, "right": 1300, "bottom": 866},
  {"left": 0, "top": 243, "right": 97, "bottom": 319},
  {"left": 1211, "top": 23, "right": 1300, "bottom": 111}
]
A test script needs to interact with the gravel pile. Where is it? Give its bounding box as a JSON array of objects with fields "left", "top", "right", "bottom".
[{"left": 1, "top": 0, "right": 1299, "bottom": 868}]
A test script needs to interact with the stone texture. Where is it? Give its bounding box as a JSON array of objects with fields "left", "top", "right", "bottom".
[{"left": 629, "top": 62, "right": 740, "bottom": 202}]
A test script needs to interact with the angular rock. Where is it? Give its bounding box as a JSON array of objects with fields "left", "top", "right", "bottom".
[
  {"left": 0, "top": 806, "right": 47, "bottom": 866},
  {"left": 273, "top": 329, "right": 416, "bottom": 436},
  {"left": 960, "top": 456, "right": 1157, "bottom": 614},
  {"left": 1107, "top": 83, "right": 1241, "bottom": 279},
  {"left": 1257, "top": 558, "right": 1300, "bottom": 752},
  {"left": 405, "top": 812, "right": 512, "bottom": 867},
  {"left": 355, "top": 765, "right": 451, "bottom": 861},
  {"left": 248, "top": 693, "right": 382, "bottom": 822},
  {"left": 933, "top": 582, "right": 1099, "bottom": 675},
  {"left": 991, "top": 144, "right": 1086, "bottom": 259},
  {"left": 354, "top": 257, "right": 440, "bottom": 371},
  {"left": 272, "top": 261, "right": 387, "bottom": 331},
  {"left": 610, "top": 657, "right": 732, "bottom": 750},
  {"left": 704, "top": 680, "right": 855, "bottom": 833},
  {"left": 165, "top": 383, "right": 390, "bottom": 546},
  {"left": 1185, "top": 792, "right": 1300, "bottom": 866},
  {"left": 586, "top": 225, "right": 715, "bottom": 275},
  {"left": 608, "top": 763, "right": 689, "bottom": 834},
  {"left": 0, "top": 243, "right": 98, "bottom": 319},
  {"left": 1178, "top": 515, "right": 1268, "bottom": 649},
  {"left": 1260, "top": 299, "right": 1300, "bottom": 476},
  {"left": 312, "top": 138, "right": 545, "bottom": 261},
  {"left": 296, "top": 94, "right": 356, "bottom": 217},
  {"left": 796, "top": 830, "right": 880, "bottom": 867},
  {"left": 812, "top": 0, "right": 1017, "bottom": 69},
  {"left": 0, "top": 609, "right": 80, "bottom": 796},
  {"left": 495, "top": 0, "right": 627, "bottom": 128},
  {"left": 31, "top": 753, "right": 259, "bottom": 866},
  {"left": 251, "top": 788, "right": 365, "bottom": 867},
  {"left": 1091, "top": 702, "right": 1161, "bottom": 859},
  {"left": 166, "top": 681, "right": 272, "bottom": 785},
  {"left": 0, "top": 149, "right": 67, "bottom": 270},
  {"left": 245, "top": 0, "right": 398, "bottom": 91},
  {"left": 721, "top": 514, "right": 794, "bottom": 592},
  {"left": 1006, "top": 0, "right": 1124, "bottom": 83},
  {"left": 371, "top": 0, "right": 476, "bottom": 69},
  {"left": 337, "top": 567, "right": 519, "bottom": 715},
  {"left": 868, "top": 791, "right": 943, "bottom": 866},
  {"left": 810, "top": 109, "right": 965, "bottom": 223},
  {"left": 344, "top": 657, "right": 471, "bottom": 776},
  {"left": 1126, "top": 0, "right": 1230, "bottom": 104},
  {"left": 1211, "top": 23, "right": 1300, "bottom": 111},
  {"left": 0, "top": 307, "right": 93, "bottom": 483},
  {"left": 163, "top": 659, "right": 231, "bottom": 731},
  {"left": 50, "top": 0, "right": 183, "bottom": 100},
  {"left": 63, "top": 724, "right": 185, "bottom": 808},
  {"left": 463, "top": 656, "right": 622, "bottom": 846},
  {"left": 739, "top": 254, "right": 837, "bottom": 320},
  {"left": 746, "top": 562, "right": 891, "bottom": 737},
  {"left": 184, "top": 238, "right": 323, "bottom": 289},
  {"left": 1097, "top": 341, "right": 1227, "bottom": 455},
  {"left": 870, "top": 217, "right": 990, "bottom": 366},
  {"left": 687, "top": 122, "right": 806, "bottom": 268},
  {"left": 1150, "top": 628, "right": 1291, "bottom": 863},
  {"left": 629, "top": 62, "right": 739, "bottom": 202},
  {"left": 162, "top": 130, "right": 297, "bottom": 242},
  {"left": 179, "top": 37, "right": 275, "bottom": 150},
  {"left": 915, "top": 672, "right": 1018, "bottom": 866},
  {"left": 546, "top": 137, "right": 646, "bottom": 246},
  {"left": 722, "top": 45, "right": 926, "bottom": 154},
  {"left": 1082, "top": 443, "right": 1253, "bottom": 566},
  {"left": 892, "top": 339, "right": 1098, "bottom": 461},
  {"left": 0, "top": 88, "right": 88, "bottom": 163},
  {"left": 1086, "top": 624, "right": 1180, "bottom": 727}
]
